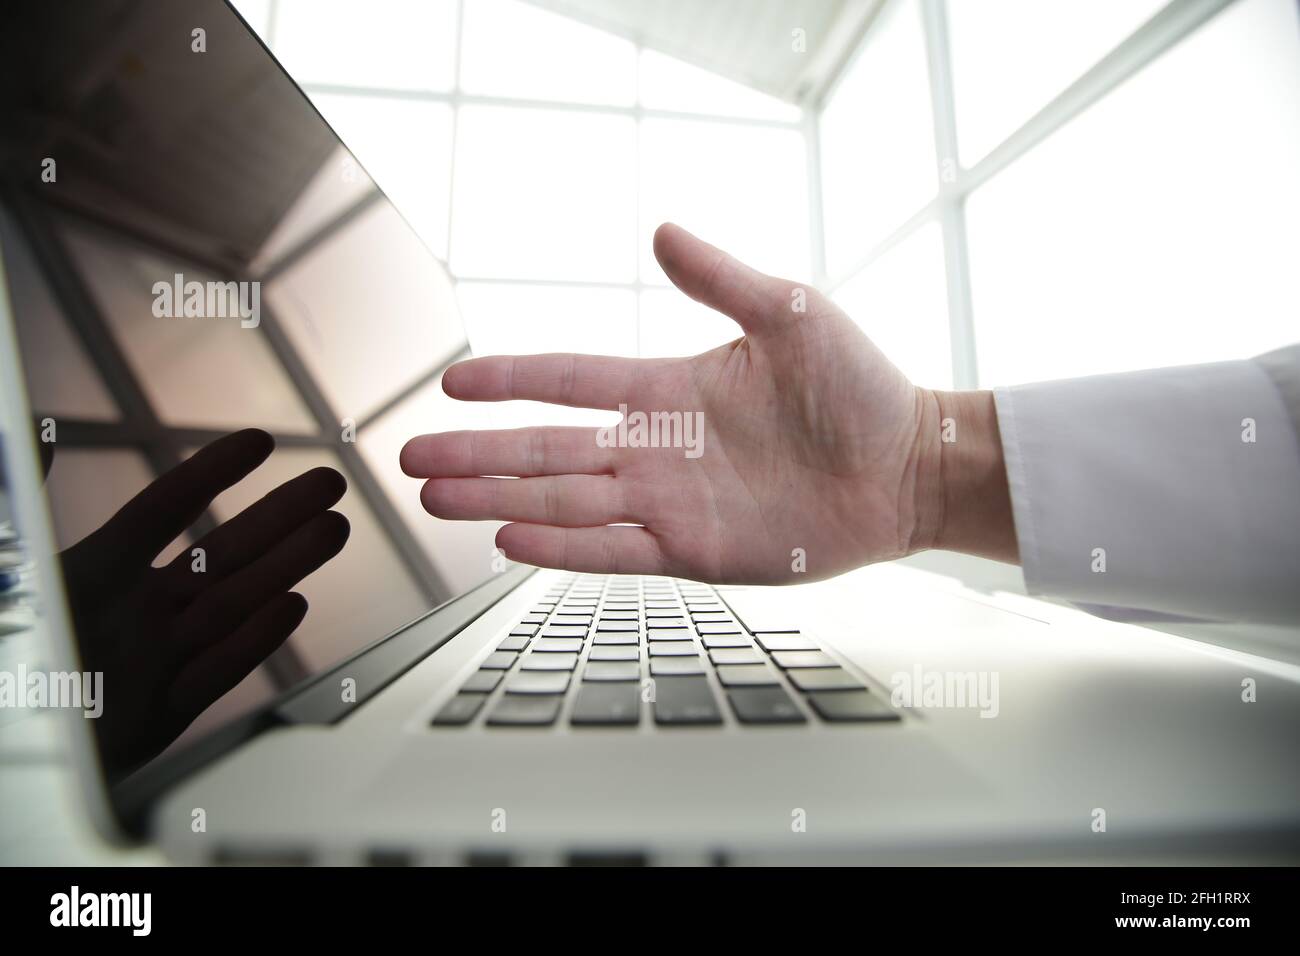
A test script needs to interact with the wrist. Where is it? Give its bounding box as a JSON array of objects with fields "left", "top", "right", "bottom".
[{"left": 908, "top": 387, "right": 1019, "bottom": 564}]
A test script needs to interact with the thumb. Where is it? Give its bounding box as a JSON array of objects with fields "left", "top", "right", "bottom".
[{"left": 652, "top": 222, "right": 787, "bottom": 338}]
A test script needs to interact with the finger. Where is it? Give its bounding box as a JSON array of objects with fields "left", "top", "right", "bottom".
[
  {"left": 83, "top": 429, "right": 275, "bottom": 567},
  {"left": 652, "top": 222, "right": 787, "bottom": 337},
  {"left": 158, "top": 466, "right": 347, "bottom": 600},
  {"left": 421, "top": 475, "right": 632, "bottom": 527},
  {"left": 171, "top": 510, "right": 349, "bottom": 660},
  {"left": 168, "top": 592, "right": 307, "bottom": 720},
  {"left": 496, "top": 523, "right": 667, "bottom": 575},
  {"left": 442, "top": 353, "right": 653, "bottom": 409},
  {"left": 401, "top": 427, "right": 612, "bottom": 478}
]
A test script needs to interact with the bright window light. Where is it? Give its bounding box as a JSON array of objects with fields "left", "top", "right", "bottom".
[
  {"left": 948, "top": 0, "right": 1168, "bottom": 165},
  {"left": 451, "top": 106, "right": 637, "bottom": 282},
  {"left": 273, "top": 0, "right": 458, "bottom": 91},
  {"left": 307, "top": 93, "right": 454, "bottom": 259},
  {"left": 457, "top": 282, "right": 637, "bottom": 358},
  {"left": 460, "top": 0, "right": 636, "bottom": 106},
  {"left": 638, "top": 49, "right": 802, "bottom": 122},
  {"left": 967, "top": 0, "right": 1300, "bottom": 386},
  {"left": 832, "top": 223, "right": 952, "bottom": 389},
  {"left": 819, "top": 0, "right": 937, "bottom": 281},
  {"left": 639, "top": 288, "right": 742, "bottom": 358},
  {"left": 640, "top": 117, "right": 809, "bottom": 284}
]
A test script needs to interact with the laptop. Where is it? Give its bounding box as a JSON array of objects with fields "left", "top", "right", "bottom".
[{"left": 1, "top": 0, "right": 1297, "bottom": 865}]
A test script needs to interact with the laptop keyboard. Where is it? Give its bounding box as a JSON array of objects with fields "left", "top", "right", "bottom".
[{"left": 430, "top": 574, "right": 900, "bottom": 730}]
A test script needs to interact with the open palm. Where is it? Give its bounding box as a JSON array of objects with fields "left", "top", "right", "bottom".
[{"left": 401, "top": 223, "right": 941, "bottom": 583}]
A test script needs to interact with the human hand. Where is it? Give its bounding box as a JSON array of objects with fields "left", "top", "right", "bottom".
[{"left": 401, "top": 224, "right": 1015, "bottom": 583}]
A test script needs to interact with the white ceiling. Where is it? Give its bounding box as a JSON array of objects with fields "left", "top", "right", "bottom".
[{"left": 522, "top": 0, "right": 880, "bottom": 104}]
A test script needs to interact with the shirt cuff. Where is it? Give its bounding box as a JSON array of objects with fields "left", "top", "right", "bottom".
[{"left": 993, "top": 358, "right": 1300, "bottom": 625}]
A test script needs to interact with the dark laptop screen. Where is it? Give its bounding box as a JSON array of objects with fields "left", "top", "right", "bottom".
[{"left": 0, "top": 0, "right": 500, "bottom": 781}]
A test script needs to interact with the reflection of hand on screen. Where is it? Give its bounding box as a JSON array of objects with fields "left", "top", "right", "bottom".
[{"left": 57, "top": 429, "right": 350, "bottom": 778}]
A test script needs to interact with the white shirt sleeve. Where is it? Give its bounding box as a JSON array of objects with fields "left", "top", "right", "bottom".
[{"left": 993, "top": 346, "right": 1300, "bottom": 625}]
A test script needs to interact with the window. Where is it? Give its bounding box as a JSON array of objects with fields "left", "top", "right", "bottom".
[
  {"left": 818, "top": 0, "right": 1300, "bottom": 389},
  {"left": 450, "top": 106, "right": 638, "bottom": 282},
  {"left": 233, "top": 0, "right": 812, "bottom": 365},
  {"left": 819, "top": 0, "right": 936, "bottom": 280},
  {"left": 459, "top": 0, "right": 637, "bottom": 105},
  {"left": 967, "top": 0, "right": 1300, "bottom": 384}
]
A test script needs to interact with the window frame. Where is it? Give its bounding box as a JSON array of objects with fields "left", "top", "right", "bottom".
[{"left": 812, "top": 0, "right": 1240, "bottom": 388}]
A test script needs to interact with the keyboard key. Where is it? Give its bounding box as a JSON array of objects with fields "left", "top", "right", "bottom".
[
  {"left": 584, "top": 661, "right": 640, "bottom": 681},
  {"left": 648, "top": 642, "right": 699, "bottom": 656},
  {"left": 589, "top": 645, "right": 638, "bottom": 662},
  {"left": 650, "top": 656, "right": 705, "bottom": 676},
  {"left": 646, "top": 619, "right": 687, "bottom": 629},
  {"left": 432, "top": 694, "right": 485, "bottom": 725},
  {"left": 709, "top": 648, "right": 762, "bottom": 665},
  {"left": 696, "top": 623, "right": 742, "bottom": 635},
  {"left": 702, "top": 634, "right": 752, "bottom": 649},
  {"left": 596, "top": 621, "right": 638, "bottom": 630},
  {"left": 727, "top": 687, "right": 806, "bottom": 724},
  {"left": 772, "top": 651, "right": 837, "bottom": 669},
  {"left": 497, "top": 636, "right": 530, "bottom": 652},
  {"left": 570, "top": 682, "right": 640, "bottom": 725},
  {"left": 806, "top": 691, "right": 899, "bottom": 723},
  {"left": 480, "top": 651, "right": 518, "bottom": 670},
  {"left": 716, "top": 664, "right": 780, "bottom": 687},
  {"left": 756, "top": 634, "right": 818, "bottom": 652},
  {"left": 534, "top": 637, "right": 584, "bottom": 653},
  {"left": 647, "top": 631, "right": 692, "bottom": 642},
  {"left": 788, "top": 668, "right": 865, "bottom": 692},
  {"left": 521, "top": 612, "right": 548, "bottom": 623},
  {"left": 652, "top": 676, "right": 722, "bottom": 725},
  {"left": 487, "top": 696, "right": 562, "bottom": 726},
  {"left": 461, "top": 670, "right": 503, "bottom": 693},
  {"left": 594, "top": 633, "right": 638, "bottom": 646},
  {"left": 541, "top": 625, "right": 588, "bottom": 639},
  {"left": 509, "top": 624, "right": 540, "bottom": 638},
  {"left": 505, "top": 671, "right": 571, "bottom": 694},
  {"left": 520, "top": 652, "right": 579, "bottom": 671}
]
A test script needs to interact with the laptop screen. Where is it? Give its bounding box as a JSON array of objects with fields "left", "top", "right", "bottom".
[{"left": 0, "top": 0, "right": 503, "bottom": 781}]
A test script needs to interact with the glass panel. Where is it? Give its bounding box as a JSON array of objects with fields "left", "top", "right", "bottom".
[
  {"left": 306, "top": 94, "right": 454, "bottom": 259},
  {"left": 272, "top": 0, "right": 458, "bottom": 92},
  {"left": 251, "top": 145, "right": 378, "bottom": 274},
  {"left": 640, "top": 118, "right": 809, "bottom": 284},
  {"left": 60, "top": 225, "right": 318, "bottom": 434},
  {"left": 948, "top": 0, "right": 1168, "bottom": 165},
  {"left": 638, "top": 288, "right": 741, "bottom": 358},
  {"left": 638, "top": 49, "right": 802, "bottom": 122},
  {"left": 820, "top": 0, "right": 936, "bottom": 280},
  {"left": 266, "top": 200, "right": 466, "bottom": 423},
  {"left": 0, "top": 211, "right": 118, "bottom": 421},
  {"left": 457, "top": 282, "right": 637, "bottom": 358},
  {"left": 460, "top": 0, "right": 636, "bottom": 106},
  {"left": 967, "top": 0, "right": 1300, "bottom": 386},
  {"left": 450, "top": 105, "right": 637, "bottom": 282},
  {"left": 201, "top": 447, "right": 427, "bottom": 672},
  {"left": 831, "top": 223, "right": 952, "bottom": 389}
]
